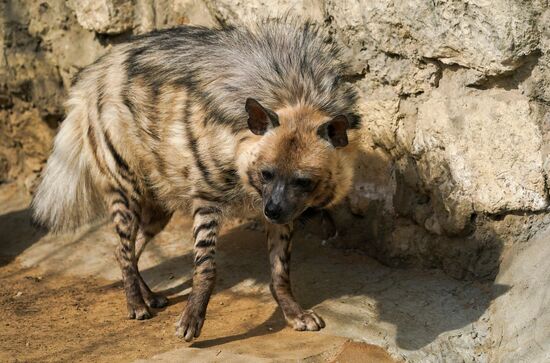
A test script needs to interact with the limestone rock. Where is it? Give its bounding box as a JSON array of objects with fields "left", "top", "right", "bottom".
[
  {"left": 134, "top": 0, "right": 217, "bottom": 33},
  {"left": 356, "top": 82, "right": 400, "bottom": 153},
  {"left": 206, "top": 0, "right": 325, "bottom": 24},
  {"left": 68, "top": 0, "right": 134, "bottom": 34},
  {"left": 413, "top": 69, "right": 547, "bottom": 217},
  {"left": 326, "top": 0, "right": 542, "bottom": 75},
  {"left": 523, "top": 53, "right": 550, "bottom": 105}
]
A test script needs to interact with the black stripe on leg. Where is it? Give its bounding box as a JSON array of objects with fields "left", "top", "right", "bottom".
[
  {"left": 193, "top": 220, "right": 219, "bottom": 239},
  {"left": 278, "top": 274, "right": 290, "bottom": 284},
  {"left": 116, "top": 225, "right": 132, "bottom": 240},
  {"left": 110, "top": 187, "right": 129, "bottom": 205},
  {"left": 200, "top": 267, "right": 215, "bottom": 275},
  {"left": 195, "top": 238, "right": 216, "bottom": 248},
  {"left": 195, "top": 254, "right": 213, "bottom": 266},
  {"left": 278, "top": 255, "right": 289, "bottom": 272},
  {"left": 111, "top": 198, "right": 129, "bottom": 208},
  {"left": 111, "top": 209, "right": 133, "bottom": 224},
  {"left": 204, "top": 231, "right": 217, "bottom": 239},
  {"left": 121, "top": 242, "right": 132, "bottom": 254}
]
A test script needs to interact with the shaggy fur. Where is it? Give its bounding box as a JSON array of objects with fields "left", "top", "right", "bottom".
[{"left": 32, "top": 20, "right": 360, "bottom": 341}]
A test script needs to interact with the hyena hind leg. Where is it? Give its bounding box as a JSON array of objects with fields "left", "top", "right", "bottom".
[
  {"left": 109, "top": 188, "right": 151, "bottom": 320},
  {"left": 135, "top": 206, "right": 173, "bottom": 309}
]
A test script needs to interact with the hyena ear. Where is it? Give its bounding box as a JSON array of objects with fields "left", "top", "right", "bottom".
[
  {"left": 317, "top": 115, "right": 350, "bottom": 148},
  {"left": 245, "top": 98, "right": 280, "bottom": 135}
]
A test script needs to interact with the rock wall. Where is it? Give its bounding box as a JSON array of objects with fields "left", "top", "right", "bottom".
[
  {"left": 2, "top": 1, "right": 549, "bottom": 361},
  {"left": 2, "top": 0, "right": 550, "bottom": 278},
  {"left": 1, "top": 3, "right": 549, "bottom": 271},
  {"left": 2, "top": 0, "right": 549, "bottom": 277}
]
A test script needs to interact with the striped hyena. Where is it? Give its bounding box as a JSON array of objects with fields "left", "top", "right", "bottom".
[{"left": 32, "top": 21, "right": 360, "bottom": 341}]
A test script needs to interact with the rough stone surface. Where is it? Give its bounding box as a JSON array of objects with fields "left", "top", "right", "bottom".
[
  {"left": 205, "top": 0, "right": 326, "bottom": 24},
  {"left": 2, "top": 1, "right": 550, "bottom": 361},
  {"left": 67, "top": 0, "right": 134, "bottom": 34},
  {"left": 412, "top": 69, "right": 547, "bottom": 225},
  {"left": 326, "top": 0, "right": 543, "bottom": 74}
]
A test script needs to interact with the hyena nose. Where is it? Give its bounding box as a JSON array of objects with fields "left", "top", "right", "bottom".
[{"left": 264, "top": 202, "right": 282, "bottom": 220}]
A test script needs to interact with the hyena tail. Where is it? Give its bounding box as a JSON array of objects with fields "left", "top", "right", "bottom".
[{"left": 32, "top": 99, "right": 105, "bottom": 232}]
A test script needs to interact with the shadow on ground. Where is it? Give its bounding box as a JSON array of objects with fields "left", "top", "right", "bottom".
[
  {"left": 0, "top": 198, "right": 510, "bottom": 359},
  {"left": 137, "top": 222, "right": 509, "bottom": 352},
  {"left": 0, "top": 207, "right": 46, "bottom": 266}
]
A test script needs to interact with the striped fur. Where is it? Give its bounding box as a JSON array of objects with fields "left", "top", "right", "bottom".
[{"left": 32, "top": 20, "right": 359, "bottom": 341}]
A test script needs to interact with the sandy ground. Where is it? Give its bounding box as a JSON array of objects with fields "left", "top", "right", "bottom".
[
  {"left": 0, "top": 183, "right": 496, "bottom": 362},
  {"left": 1, "top": 262, "right": 394, "bottom": 363}
]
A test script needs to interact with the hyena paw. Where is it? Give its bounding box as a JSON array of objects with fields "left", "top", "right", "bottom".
[
  {"left": 144, "top": 293, "right": 169, "bottom": 309},
  {"left": 287, "top": 310, "right": 325, "bottom": 331},
  {"left": 127, "top": 302, "right": 152, "bottom": 320},
  {"left": 175, "top": 306, "right": 205, "bottom": 342}
]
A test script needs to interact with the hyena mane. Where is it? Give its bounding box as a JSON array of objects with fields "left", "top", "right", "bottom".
[
  {"left": 32, "top": 19, "right": 359, "bottom": 232},
  {"left": 124, "top": 20, "right": 360, "bottom": 131}
]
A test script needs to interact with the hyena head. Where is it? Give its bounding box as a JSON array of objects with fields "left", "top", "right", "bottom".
[{"left": 243, "top": 98, "right": 357, "bottom": 224}]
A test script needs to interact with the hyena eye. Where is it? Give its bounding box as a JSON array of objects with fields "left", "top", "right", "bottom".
[
  {"left": 261, "top": 169, "right": 274, "bottom": 182},
  {"left": 293, "top": 177, "right": 313, "bottom": 190}
]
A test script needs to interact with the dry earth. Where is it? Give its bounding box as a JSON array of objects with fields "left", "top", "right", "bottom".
[
  {"left": 1, "top": 1, "right": 550, "bottom": 361},
  {"left": 0, "top": 183, "right": 500, "bottom": 362},
  {"left": 0, "top": 262, "right": 394, "bottom": 363}
]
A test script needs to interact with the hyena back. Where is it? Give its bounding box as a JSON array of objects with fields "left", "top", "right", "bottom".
[{"left": 32, "top": 21, "right": 360, "bottom": 341}]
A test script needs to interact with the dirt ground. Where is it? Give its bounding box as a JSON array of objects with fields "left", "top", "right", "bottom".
[
  {"left": 0, "top": 261, "right": 395, "bottom": 363},
  {"left": 0, "top": 183, "right": 494, "bottom": 362}
]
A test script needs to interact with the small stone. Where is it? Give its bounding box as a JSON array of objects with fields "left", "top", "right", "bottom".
[{"left": 14, "top": 291, "right": 23, "bottom": 298}]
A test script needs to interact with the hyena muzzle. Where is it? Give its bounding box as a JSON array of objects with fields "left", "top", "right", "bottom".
[{"left": 32, "top": 20, "right": 360, "bottom": 341}]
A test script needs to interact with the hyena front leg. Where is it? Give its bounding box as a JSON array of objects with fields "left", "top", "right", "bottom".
[
  {"left": 267, "top": 223, "right": 325, "bottom": 331},
  {"left": 175, "top": 199, "right": 222, "bottom": 341},
  {"left": 109, "top": 189, "right": 151, "bottom": 320}
]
